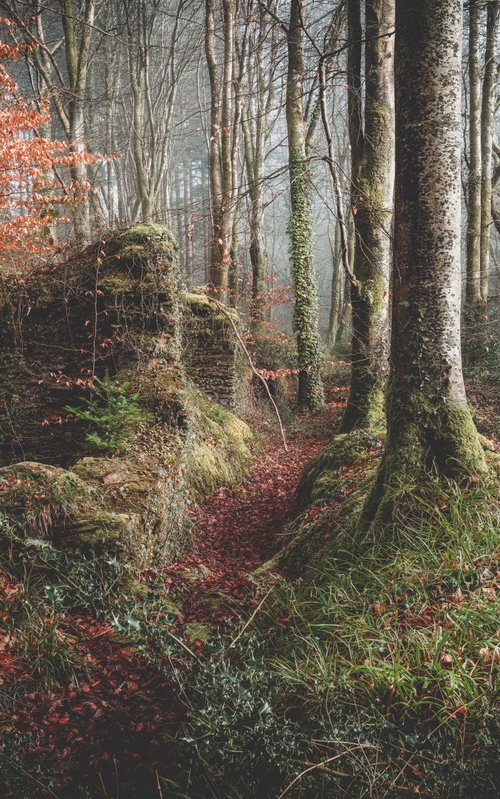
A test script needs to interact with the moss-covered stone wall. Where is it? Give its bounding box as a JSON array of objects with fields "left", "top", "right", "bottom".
[
  {"left": 0, "top": 225, "right": 254, "bottom": 570},
  {"left": 182, "top": 292, "right": 239, "bottom": 409}
]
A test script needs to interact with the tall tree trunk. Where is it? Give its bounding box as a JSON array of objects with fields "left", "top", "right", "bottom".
[
  {"left": 286, "top": 0, "right": 324, "bottom": 410},
  {"left": 366, "top": 0, "right": 484, "bottom": 525},
  {"left": 479, "top": 0, "right": 500, "bottom": 303},
  {"left": 205, "top": 0, "right": 236, "bottom": 296},
  {"left": 327, "top": 220, "right": 343, "bottom": 350},
  {"left": 63, "top": 0, "right": 94, "bottom": 244},
  {"left": 466, "top": 0, "right": 483, "bottom": 307},
  {"left": 341, "top": 0, "right": 395, "bottom": 432}
]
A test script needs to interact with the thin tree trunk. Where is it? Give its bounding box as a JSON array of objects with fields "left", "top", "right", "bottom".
[
  {"left": 466, "top": 0, "right": 483, "bottom": 307},
  {"left": 480, "top": 0, "right": 500, "bottom": 303},
  {"left": 341, "top": 0, "right": 395, "bottom": 432},
  {"left": 327, "top": 220, "right": 343, "bottom": 350}
]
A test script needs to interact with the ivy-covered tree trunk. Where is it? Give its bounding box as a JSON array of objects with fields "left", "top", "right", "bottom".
[
  {"left": 286, "top": 0, "right": 324, "bottom": 410},
  {"left": 366, "top": 0, "right": 485, "bottom": 521},
  {"left": 341, "top": 0, "right": 395, "bottom": 432}
]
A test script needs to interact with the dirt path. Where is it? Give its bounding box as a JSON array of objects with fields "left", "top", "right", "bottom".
[{"left": 1, "top": 399, "right": 344, "bottom": 798}]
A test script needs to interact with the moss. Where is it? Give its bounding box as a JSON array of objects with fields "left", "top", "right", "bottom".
[
  {"left": 114, "top": 223, "right": 178, "bottom": 259},
  {"left": 183, "top": 384, "right": 254, "bottom": 498},
  {"left": 288, "top": 150, "right": 324, "bottom": 411},
  {"left": 434, "top": 404, "right": 486, "bottom": 476},
  {"left": 282, "top": 463, "right": 377, "bottom": 576},
  {"left": 185, "top": 621, "right": 211, "bottom": 643},
  {"left": 69, "top": 510, "right": 136, "bottom": 546},
  {"left": 0, "top": 461, "right": 93, "bottom": 538},
  {"left": 297, "top": 429, "right": 384, "bottom": 507}
]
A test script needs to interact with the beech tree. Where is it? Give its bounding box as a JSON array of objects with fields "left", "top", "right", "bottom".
[
  {"left": 0, "top": 29, "right": 94, "bottom": 263},
  {"left": 366, "top": 0, "right": 485, "bottom": 523},
  {"left": 205, "top": 0, "right": 239, "bottom": 295},
  {"left": 340, "top": 0, "right": 395, "bottom": 432}
]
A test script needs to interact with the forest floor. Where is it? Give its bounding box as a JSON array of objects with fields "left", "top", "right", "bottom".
[
  {"left": 1, "top": 379, "right": 498, "bottom": 798},
  {"left": 0, "top": 388, "right": 348, "bottom": 798}
]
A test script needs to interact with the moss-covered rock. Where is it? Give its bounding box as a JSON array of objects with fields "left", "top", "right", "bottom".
[
  {"left": 182, "top": 291, "right": 240, "bottom": 408},
  {"left": 185, "top": 387, "right": 253, "bottom": 497}
]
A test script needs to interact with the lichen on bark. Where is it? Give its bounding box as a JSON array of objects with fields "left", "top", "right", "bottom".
[{"left": 359, "top": 0, "right": 486, "bottom": 533}]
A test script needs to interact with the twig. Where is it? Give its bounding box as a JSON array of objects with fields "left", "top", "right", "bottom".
[
  {"left": 227, "top": 585, "right": 275, "bottom": 650},
  {"left": 166, "top": 629, "right": 200, "bottom": 659},
  {"left": 207, "top": 296, "right": 289, "bottom": 452},
  {"left": 277, "top": 745, "right": 373, "bottom": 798}
]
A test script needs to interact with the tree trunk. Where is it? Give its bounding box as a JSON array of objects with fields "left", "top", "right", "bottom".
[
  {"left": 205, "top": 0, "right": 237, "bottom": 296},
  {"left": 341, "top": 0, "right": 395, "bottom": 432},
  {"left": 466, "top": 0, "right": 483, "bottom": 307},
  {"left": 479, "top": 0, "right": 500, "bottom": 304},
  {"left": 286, "top": 0, "right": 324, "bottom": 410},
  {"left": 327, "top": 220, "right": 343, "bottom": 351},
  {"left": 367, "top": 0, "right": 484, "bottom": 519}
]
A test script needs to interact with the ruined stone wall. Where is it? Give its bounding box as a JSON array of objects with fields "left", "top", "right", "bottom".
[
  {"left": 0, "top": 226, "right": 253, "bottom": 571},
  {"left": 182, "top": 293, "right": 239, "bottom": 409}
]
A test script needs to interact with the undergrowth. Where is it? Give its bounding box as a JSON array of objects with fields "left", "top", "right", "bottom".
[
  {"left": 65, "top": 376, "right": 152, "bottom": 455},
  {"left": 166, "top": 475, "right": 499, "bottom": 798}
]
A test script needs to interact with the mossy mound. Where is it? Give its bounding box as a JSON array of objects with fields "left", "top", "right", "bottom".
[
  {"left": 187, "top": 388, "right": 253, "bottom": 497},
  {"left": 0, "top": 455, "right": 189, "bottom": 566},
  {"left": 296, "top": 428, "right": 384, "bottom": 508}
]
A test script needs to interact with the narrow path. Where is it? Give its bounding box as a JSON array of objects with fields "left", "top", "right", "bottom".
[
  {"left": 1, "top": 399, "right": 345, "bottom": 798},
  {"left": 160, "top": 401, "right": 341, "bottom": 630}
]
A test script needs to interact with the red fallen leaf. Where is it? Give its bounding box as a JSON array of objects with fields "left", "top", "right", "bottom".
[{"left": 439, "top": 652, "right": 453, "bottom": 669}]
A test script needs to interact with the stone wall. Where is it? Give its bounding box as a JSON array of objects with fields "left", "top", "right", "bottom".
[
  {"left": 0, "top": 226, "right": 253, "bottom": 571},
  {"left": 182, "top": 293, "right": 239, "bottom": 409}
]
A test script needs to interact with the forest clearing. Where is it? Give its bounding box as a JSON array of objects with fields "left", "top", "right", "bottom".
[{"left": 0, "top": 0, "right": 499, "bottom": 797}]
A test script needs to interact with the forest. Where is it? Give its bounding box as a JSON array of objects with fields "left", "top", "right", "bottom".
[{"left": 0, "top": 0, "right": 498, "bottom": 797}]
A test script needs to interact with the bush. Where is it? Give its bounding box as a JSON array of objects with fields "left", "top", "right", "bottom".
[{"left": 66, "top": 376, "right": 152, "bottom": 454}]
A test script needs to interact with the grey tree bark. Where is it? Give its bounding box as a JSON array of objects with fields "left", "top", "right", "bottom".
[
  {"left": 340, "top": 0, "right": 395, "bottom": 433},
  {"left": 480, "top": 1, "right": 500, "bottom": 303},
  {"left": 365, "top": 0, "right": 485, "bottom": 526},
  {"left": 466, "top": 0, "right": 483, "bottom": 307}
]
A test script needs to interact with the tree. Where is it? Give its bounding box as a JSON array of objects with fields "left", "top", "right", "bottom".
[
  {"left": 365, "top": 0, "right": 485, "bottom": 526},
  {"left": 466, "top": 0, "right": 483, "bottom": 307},
  {"left": 205, "top": 0, "right": 239, "bottom": 295},
  {"left": 466, "top": 0, "right": 499, "bottom": 309},
  {"left": 240, "top": 0, "right": 280, "bottom": 328},
  {"left": 2, "top": 0, "right": 97, "bottom": 244},
  {"left": 340, "top": 0, "right": 395, "bottom": 432},
  {"left": 285, "top": 0, "right": 324, "bottom": 410},
  {"left": 479, "top": 0, "right": 499, "bottom": 303},
  {"left": 0, "top": 28, "right": 94, "bottom": 263}
]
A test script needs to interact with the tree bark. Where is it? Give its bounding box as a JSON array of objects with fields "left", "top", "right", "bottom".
[
  {"left": 341, "top": 0, "right": 395, "bottom": 432},
  {"left": 327, "top": 220, "right": 344, "bottom": 351},
  {"left": 367, "top": 0, "right": 485, "bottom": 519},
  {"left": 466, "top": 0, "right": 483, "bottom": 307},
  {"left": 286, "top": 0, "right": 324, "bottom": 410},
  {"left": 480, "top": 0, "right": 500, "bottom": 303}
]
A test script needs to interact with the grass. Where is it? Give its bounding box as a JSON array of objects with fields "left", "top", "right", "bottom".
[{"left": 170, "top": 471, "right": 499, "bottom": 798}]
